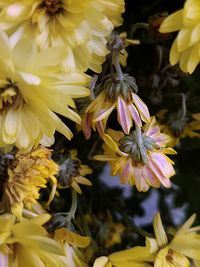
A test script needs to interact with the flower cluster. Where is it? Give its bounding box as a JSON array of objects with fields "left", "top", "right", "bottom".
[{"left": 0, "top": 0, "right": 199, "bottom": 266}]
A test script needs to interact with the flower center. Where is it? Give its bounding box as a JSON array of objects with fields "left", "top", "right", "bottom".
[
  {"left": 0, "top": 79, "right": 24, "bottom": 110},
  {"left": 43, "top": 0, "right": 63, "bottom": 14},
  {"left": 119, "top": 128, "right": 159, "bottom": 165}
]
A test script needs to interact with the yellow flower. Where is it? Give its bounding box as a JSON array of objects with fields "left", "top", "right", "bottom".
[
  {"left": 57, "top": 149, "right": 92, "bottom": 194},
  {"left": 94, "top": 117, "right": 176, "bottom": 191},
  {"left": 0, "top": 0, "right": 124, "bottom": 73},
  {"left": 93, "top": 246, "right": 153, "bottom": 267},
  {"left": 159, "top": 0, "right": 200, "bottom": 74},
  {"left": 3, "top": 146, "right": 58, "bottom": 219},
  {"left": 0, "top": 29, "right": 90, "bottom": 151},
  {"left": 0, "top": 213, "right": 68, "bottom": 267},
  {"left": 146, "top": 212, "right": 200, "bottom": 266},
  {"left": 54, "top": 227, "right": 91, "bottom": 267}
]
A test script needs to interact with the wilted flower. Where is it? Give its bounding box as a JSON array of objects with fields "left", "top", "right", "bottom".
[
  {"left": 3, "top": 146, "right": 58, "bottom": 219},
  {"left": 0, "top": 213, "right": 67, "bottom": 267},
  {"left": 85, "top": 74, "right": 150, "bottom": 137},
  {"left": 0, "top": 29, "right": 90, "bottom": 151},
  {"left": 84, "top": 212, "right": 125, "bottom": 248},
  {"left": 159, "top": 0, "right": 200, "bottom": 74},
  {"left": 94, "top": 117, "right": 176, "bottom": 191},
  {"left": 146, "top": 212, "right": 200, "bottom": 266},
  {"left": 157, "top": 109, "right": 200, "bottom": 147},
  {"left": 57, "top": 149, "right": 92, "bottom": 194},
  {"left": 0, "top": 0, "right": 124, "bottom": 72}
]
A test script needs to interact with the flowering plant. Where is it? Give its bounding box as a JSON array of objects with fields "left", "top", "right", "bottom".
[{"left": 0, "top": 1, "right": 200, "bottom": 266}]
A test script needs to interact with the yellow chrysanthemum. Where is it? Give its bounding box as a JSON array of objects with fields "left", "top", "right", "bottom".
[
  {"left": 3, "top": 146, "right": 58, "bottom": 219},
  {"left": 146, "top": 212, "right": 200, "bottom": 266},
  {"left": 159, "top": 0, "right": 200, "bottom": 73},
  {"left": 93, "top": 246, "right": 153, "bottom": 267},
  {"left": 0, "top": 0, "right": 124, "bottom": 73},
  {"left": 0, "top": 213, "right": 68, "bottom": 267},
  {"left": 0, "top": 29, "right": 90, "bottom": 151},
  {"left": 94, "top": 117, "right": 176, "bottom": 192}
]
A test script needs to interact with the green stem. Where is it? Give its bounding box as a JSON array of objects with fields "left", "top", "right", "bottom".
[
  {"left": 180, "top": 93, "right": 187, "bottom": 119},
  {"left": 68, "top": 189, "right": 77, "bottom": 220},
  {"left": 130, "top": 23, "right": 149, "bottom": 38},
  {"left": 89, "top": 74, "right": 98, "bottom": 100},
  {"left": 135, "top": 126, "right": 147, "bottom": 165},
  {"left": 112, "top": 51, "right": 124, "bottom": 81}
]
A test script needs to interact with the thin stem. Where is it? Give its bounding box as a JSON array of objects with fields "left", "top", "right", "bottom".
[
  {"left": 135, "top": 126, "right": 147, "bottom": 165},
  {"left": 121, "top": 210, "right": 152, "bottom": 238},
  {"left": 89, "top": 74, "right": 98, "bottom": 100},
  {"left": 112, "top": 51, "right": 124, "bottom": 81},
  {"left": 130, "top": 22, "right": 149, "bottom": 38},
  {"left": 68, "top": 189, "right": 77, "bottom": 220},
  {"left": 180, "top": 93, "right": 187, "bottom": 119}
]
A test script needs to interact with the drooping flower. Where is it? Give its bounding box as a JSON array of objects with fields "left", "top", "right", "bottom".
[
  {"left": 0, "top": 0, "right": 124, "bottom": 73},
  {"left": 157, "top": 109, "right": 200, "bottom": 147},
  {"left": 84, "top": 74, "right": 150, "bottom": 138},
  {"left": 146, "top": 212, "right": 200, "bottom": 266},
  {"left": 2, "top": 146, "right": 58, "bottom": 219},
  {"left": 0, "top": 213, "right": 68, "bottom": 267},
  {"left": 94, "top": 117, "right": 176, "bottom": 191},
  {"left": 0, "top": 29, "right": 90, "bottom": 151},
  {"left": 93, "top": 245, "right": 153, "bottom": 267},
  {"left": 54, "top": 227, "right": 91, "bottom": 267},
  {"left": 56, "top": 149, "right": 92, "bottom": 194},
  {"left": 159, "top": 0, "right": 200, "bottom": 74}
]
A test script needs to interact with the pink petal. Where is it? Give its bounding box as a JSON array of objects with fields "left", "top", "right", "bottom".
[
  {"left": 120, "top": 158, "right": 132, "bottom": 184},
  {"left": 132, "top": 93, "right": 150, "bottom": 123},
  {"left": 143, "top": 166, "right": 160, "bottom": 188},
  {"left": 133, "top": 167, "right": 149, "bottom": 192},
  {"left": 117, "top": 97, "right": 132, "bottom": 134},
  {"left": 129, "top": 104, "right": 142, "bottom": 127},
  {"left": 148, "top": 154, "right": 172, "bottom": 188},
  {"left": 82, "top": 113, "right": 92, "bottom": 140},
  {"left": 151, "top": 152, "right": 175, "bottom": 178},
  {"left": 93, "top": 105, "right": 115, "bottom": 122},
  {"left": 96, "top": 121, "right": 105, "bottom": 137}
]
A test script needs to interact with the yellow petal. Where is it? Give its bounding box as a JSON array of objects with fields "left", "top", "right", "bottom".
[
  {"left": 55, "top": 228, "right": 91, "bottom": 248},
  {"left": 170, "top": 38, "right": 180, "bottom": 65},
  {"left": 93, "top": 256, "right": 109, "bottom": 267},
  {"left": 159, "top": 10, "right": 184, "bottom": 33},
  {"left": 153, "top": 212, "right": 168, "bottom": 248}
]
